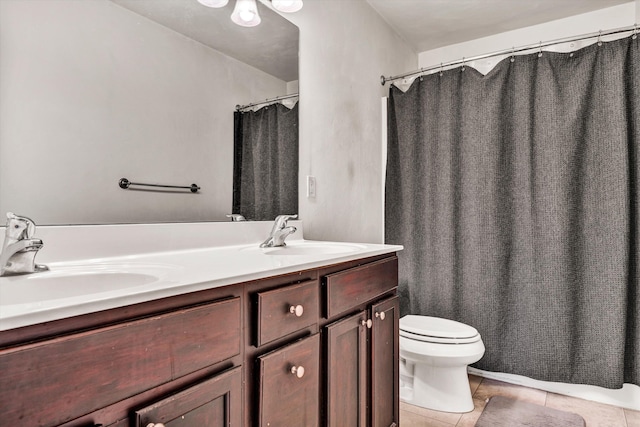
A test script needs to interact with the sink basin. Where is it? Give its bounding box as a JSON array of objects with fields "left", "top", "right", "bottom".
[
  {"left": 0, "top": 264, "right": 169, "bottom": 306},
  {"left": 243, "top": 242, "right": 367, "bottom": 256}
]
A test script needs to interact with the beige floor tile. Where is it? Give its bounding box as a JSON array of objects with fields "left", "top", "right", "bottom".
[
  {"left": 468, "top": 374, "right": 482, "bottom": 395},
  {"left": 400, "top": 409, "right": 456, "bottom": 427},
  {"left": 401, "top": 373, "right": 633, "bottom": 427},
  {"left": 545, "top": 392, "right": 627, "bottom": 427},
  {"left": 625, "top": 409, "right": 640, "bottom": 427},
  {"left": 472, "top": 377, "right": 547, "bottom": 406},
  {"left": 454, "top": 397, "right": 487, "bottom": 427},
  {"left": 399, "top": 375, "right": 480, "bottom": 425},
  {"left": 401, "top": 401, "right": 462, "bottom": 425}
]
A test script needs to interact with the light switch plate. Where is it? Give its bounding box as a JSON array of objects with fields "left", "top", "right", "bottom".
[{"left": 307, "top": 175, "right": 316, "bottom": 198}]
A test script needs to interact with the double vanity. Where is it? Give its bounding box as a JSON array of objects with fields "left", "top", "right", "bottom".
[{"left": 0, "top": 221, "right": 401, "bottom": 427}]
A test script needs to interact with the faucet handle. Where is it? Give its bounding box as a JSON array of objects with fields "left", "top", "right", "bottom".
[
  {"left": 5, "top": 212, "right": 36, "bottom": 239},
  {"left": 274, "top": 214, "right": 298, "bottom": 226},
  {"left": 272, "top": 214, "right": 298, "bottom": 232}
]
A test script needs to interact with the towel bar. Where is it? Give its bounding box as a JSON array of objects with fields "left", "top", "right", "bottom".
[{"left": 118, "top": 178, "right": 200, "bottom": 193}]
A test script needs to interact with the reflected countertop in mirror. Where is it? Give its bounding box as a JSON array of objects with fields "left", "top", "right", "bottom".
[{"left": 0, "top": 0, "right": 299, "bottom": 225}]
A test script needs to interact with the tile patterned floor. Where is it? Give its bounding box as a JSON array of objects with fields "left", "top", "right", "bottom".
[{"left": 400, "top": 375, "right": 640, "bottom": 427}]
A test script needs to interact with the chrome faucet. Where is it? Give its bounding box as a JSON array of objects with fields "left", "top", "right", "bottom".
[
  {"left": 226, "top": 214, "right": 247, "bottom": 222},
  {"left": 0, "top": 212, "right": 49, "bottom": 276},
  {"left": 260, "top": 214, "right": 298, "bottom": 248}
]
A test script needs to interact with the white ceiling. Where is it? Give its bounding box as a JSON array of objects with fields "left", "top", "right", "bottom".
[
  {"left": 110, "top": 0, "right": 631, "bottom": 80},
  {"left": 365, "top": 0, "right": 631, "bottom": 53},
  {"left": 111, "top": 0, "right": 299, "bottom": 81}
]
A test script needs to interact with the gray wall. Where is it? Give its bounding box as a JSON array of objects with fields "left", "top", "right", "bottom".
[{"left": 284, "top": 0, "right": 417, "bottom": 244}]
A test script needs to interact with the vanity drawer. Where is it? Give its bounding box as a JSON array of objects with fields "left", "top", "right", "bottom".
[
  {"left": 257, "top": 333, "right": 320, "bottom": 427},
  {"left": 0, "top": 297, "right": 241, "bottom": 426},
  {"left": 324, "top": 256, "right": 398, "bottom": 319},
  {"left": 255, "top": 279, "right": 319, "bottom": 346}
]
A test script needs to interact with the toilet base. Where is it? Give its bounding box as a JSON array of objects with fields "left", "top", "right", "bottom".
[{"left": 400, "top": 363, "right": 474, "bottom": 413}]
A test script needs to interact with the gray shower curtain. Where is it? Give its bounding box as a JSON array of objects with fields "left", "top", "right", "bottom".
[
  {"left": 233, "top": 102, "right": 298, "bottom": 221},
  {"left": 385, "top": 36, "right": 639, "bottom": 388}
]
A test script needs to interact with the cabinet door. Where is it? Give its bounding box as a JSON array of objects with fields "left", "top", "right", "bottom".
[
  {"left": 0, "top": 297, "right": 241, "bottom": 426},
  {"left": 134, "top": 366, "right": 242, "bottom": 427},
  {"left": 258, "top": 333, "right": 320, "bottom": 427},
  {"left": 325, "top": 311, "right": 368, "bottom": 427},
  {"left": 371, "top": 297, "right": 399, "bottom": 427}
]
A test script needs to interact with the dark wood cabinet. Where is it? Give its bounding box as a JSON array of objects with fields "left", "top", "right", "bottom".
[
  {"left": 326, "top": 311, "right": 368, "bottom": 427},
  {"left": 324, "top": 298, "right": 399, "bottom": 427},
  {"left": 133, "top": 366, "right": 242, "bottom": 427},
  {"left": 0, "top": 252, "right": 398, "bottom": 427},
  {"left": 370, "top": 297, "right": 400, "bottom": 427},
  {"left": 322, "top": 256, "right": 399, "bottom": 427},
  {"left": 254, "top": 279, "right": 319, "bottom": 347},
  {"left": 245, "top": 270, "right": 321, "bottom": 427},
  {"left": 0, "top": 296, "right": 242, "bottom": 427},
  {"left": 323, "top": 257, "right": 398, "bottom": 319},
  {"left": 257, "top": 334, "right": 320, "bottom": 427}
]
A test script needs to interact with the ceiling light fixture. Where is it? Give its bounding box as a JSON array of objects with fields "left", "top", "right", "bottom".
[
  {"left": 231, "top": 0, "right": 261, "bottom": 27},
  {"left": 197, "top": 0, "right": 302, "bottom": 27},
  {"left": 271, "top": 0, "right": 303, "bottom": 13}
]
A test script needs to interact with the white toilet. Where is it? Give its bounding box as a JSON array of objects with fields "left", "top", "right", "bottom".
[{"left": 399, "top": 315, "right": 485, "bottom": 413}]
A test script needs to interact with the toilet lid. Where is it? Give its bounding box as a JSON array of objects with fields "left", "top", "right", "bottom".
[{"left": 400, "top": 315, "right": 481, "bottom": 344}]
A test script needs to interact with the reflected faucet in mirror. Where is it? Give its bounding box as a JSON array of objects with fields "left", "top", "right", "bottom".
[
  {"left": 0, "top": 212, "right": 49, "bottom": 276},
  {"left": 260, "top": 214, "right": 297, "bottom": 248}
]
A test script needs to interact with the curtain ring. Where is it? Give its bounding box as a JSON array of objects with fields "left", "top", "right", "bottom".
[
  {"left": 461, "top": 57, "right": 466, "bottom": 72},
  {"left": 538, "top": 42, "right": 543, "bottom": 58},
  {"left": 510, "top": 47, "right": 515, "bottom": 63},
  {"left": 597, "top": 30, "right": 603, "bottom": 46},
  {"left": 439, "top": 63, "right": 444, "bottom": 77}
]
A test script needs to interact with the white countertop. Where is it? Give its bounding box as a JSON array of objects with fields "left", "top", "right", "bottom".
[{"left": 0, "top": 238, "right": 401, "bottom": 331}]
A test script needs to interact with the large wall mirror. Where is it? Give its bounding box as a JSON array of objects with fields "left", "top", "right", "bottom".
[{"left": 0, "top": 0, "right": 299, "bottom": 225}]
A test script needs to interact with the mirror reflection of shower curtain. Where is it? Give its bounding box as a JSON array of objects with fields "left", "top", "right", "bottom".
[{"left": 233, "top": 102, "right": 298, "bottom": 221}]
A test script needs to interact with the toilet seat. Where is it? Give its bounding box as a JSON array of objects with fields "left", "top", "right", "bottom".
[{"left": 400, "top": 315, "right": 481, "bottom": 344}]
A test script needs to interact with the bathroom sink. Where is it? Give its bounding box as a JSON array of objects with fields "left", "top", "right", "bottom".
[
  {"left": 243, "top": 242, "right": 367, "bottom": 256},
  {"left": 0, "top": 264, "right": 168, "bottom": 305}
]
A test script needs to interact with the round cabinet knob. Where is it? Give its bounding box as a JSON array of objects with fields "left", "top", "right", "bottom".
[
  {"left": 290, "top": 365, "right": 305, "bottom": 378},
  {"left": 289, "top": 305, "right": 304, "bottom": 317},
  {"left": 375, "top": 311, "right": 386, "bottom": 320},
  {"left": 361, "top": 319, "right": 372, "bottom": 329}
]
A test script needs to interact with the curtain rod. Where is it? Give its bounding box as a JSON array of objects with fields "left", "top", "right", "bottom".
[
  {"left": 380, "top": 24, "right": 638, "bottom": 86},
  {"left": 236, "top": 93, "right": 299, "bottom": 111}
]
